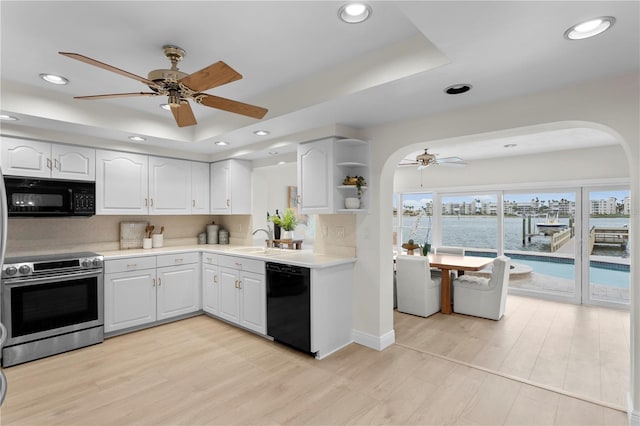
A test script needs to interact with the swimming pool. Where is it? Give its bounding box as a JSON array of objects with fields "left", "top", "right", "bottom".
[{"left": 468, "top": 251, "right": 630, "bottom": 288}]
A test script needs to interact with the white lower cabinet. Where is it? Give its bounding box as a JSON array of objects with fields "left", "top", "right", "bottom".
[
  {"left": 216, "top": 255, "right": 266, "bottom": 334},
  {"left": 105, "top": 252, "right": 200, "bottom": 333},
  {"left": 202, "top": 254, "right": 220, "bottom": 315}
]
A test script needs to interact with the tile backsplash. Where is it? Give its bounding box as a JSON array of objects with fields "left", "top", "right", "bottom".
[{"left": 6, "top": 215, "right": 217, "bottom": 256}]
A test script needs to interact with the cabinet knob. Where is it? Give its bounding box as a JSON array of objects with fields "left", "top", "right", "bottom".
[
  {"left": 152, "top": 278, "right": 156, "bottom": 287},
  {"left": 193, "top": 200, "right": 196, "bottom": 207},
  {"left": 47, "top": 158, "right": 52, "bottom": 169},
  {"left": 226, "top": 199, "right": 230, "bottom": 207},
  {"left": 145, "top": 198, "right": 148, "bottom": 207},
  {"left": 127, "top": 263, "right": 137, "bottom": 269},
  {"left": 213, "top": 275, "right": 218, "bottom": 283},
  {"left": 158, "top": 278, "right": 162, "bottom": 286},
  {"left": 150, "top": 198, "right": 154, "bottom": 207},
  {"left": 54, "top": 159, "right": 59, "bottom": 170}
]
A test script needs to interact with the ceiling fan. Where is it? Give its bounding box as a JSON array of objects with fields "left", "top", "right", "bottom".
[
  {"left": 59, "top": 45, "right": 268, "bottom": 127},
  {"left": 399, "top": 149, "right": 467, "bottom": 169}
]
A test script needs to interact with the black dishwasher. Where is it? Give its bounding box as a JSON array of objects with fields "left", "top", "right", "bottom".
[{"left": 265, "top": 262, "right": 313, "bottom": 356}]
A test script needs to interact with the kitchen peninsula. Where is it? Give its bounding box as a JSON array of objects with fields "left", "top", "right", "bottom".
[{"left": 100, "top": 244, "right": 355, "bottom": 360}]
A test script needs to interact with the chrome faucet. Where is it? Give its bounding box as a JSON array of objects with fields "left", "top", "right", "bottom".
[{"left": 252, "top": 226, "right": 273, "bottom": 246}]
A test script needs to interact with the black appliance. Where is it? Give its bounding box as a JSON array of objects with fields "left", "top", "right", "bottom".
[
  {"left": 4, "top": 177, "right": 95, "bottom": 217},
  {"left": 265, "top": 262, "right": 313, "bottom": 356},
  {"left": 1, "top": 252, "right": 104, "bottom": 367}
]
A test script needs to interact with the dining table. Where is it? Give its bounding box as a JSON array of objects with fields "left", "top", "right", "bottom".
[{"left": 428, "top": 253, "right": 494, "bottom": 314}]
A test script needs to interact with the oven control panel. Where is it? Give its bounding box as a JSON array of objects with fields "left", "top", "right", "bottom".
[{"left": 2, "top": 253, "right": 104, "bottom": 279}]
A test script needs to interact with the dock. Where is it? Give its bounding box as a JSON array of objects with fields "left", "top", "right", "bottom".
[{"left": 589, "top": 226, "right": 628, "bottom": 252}]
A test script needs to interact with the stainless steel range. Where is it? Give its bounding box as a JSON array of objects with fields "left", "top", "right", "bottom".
[{"left": 1, "top": 252, "right": 104, "bottom": 367}]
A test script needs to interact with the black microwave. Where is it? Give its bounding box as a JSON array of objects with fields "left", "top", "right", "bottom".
[{"left": 4, "top": 177, "right": 96, "bottom": 217}]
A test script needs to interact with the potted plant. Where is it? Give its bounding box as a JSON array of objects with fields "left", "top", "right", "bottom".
[
  {"left": 270, "top": 208, "right": 297, "bottom": 240},
  {"left": 343, "top": 175, "right": 367, "bottom": 208}
]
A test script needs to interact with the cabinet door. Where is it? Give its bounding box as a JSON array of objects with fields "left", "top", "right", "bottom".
[
  {"left": 104, "top": 270, "right": 156, "bottom": 332},
  {"left": 228, "top": 159, "right": 252, "bottom": 214},
  {"left": 149, "top": 156, "right": 191, "bottom": 215},
  {"left": 191, "top": 162, "right": 210, "bottom": 214},
  {"left": 239, "top": 271, "right": 266, "bottom": 334},
  {"left": 1, "top": 138, "right": 51, "bottom": 178},
  {"left": 202, "top": 263, "right": 219, "bottom": 315},
  {"left": 210, "top": 161, "right": 231, "bottom": 214},
  {"left": 218, "top": 266, "right": 240, "bottom": 324},
  {"left": 297, "top": 139, "right": 333, "bottom": 213},
  {"left": 96, "top": 150, "right": 148, "bottom": 214},
  {"left": 156, "top": 264, "right": 200, "bottom": 321},
  {"left": 51, "top": 144, "right": 95, "bottom": 181}
]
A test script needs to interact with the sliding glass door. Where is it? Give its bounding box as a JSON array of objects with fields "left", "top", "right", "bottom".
[
  {"left": 503, "top": 190, "right": 579, "bottom": 302},
  {"left": 584, "top": 187, "right": 630, "bottom": 307}
]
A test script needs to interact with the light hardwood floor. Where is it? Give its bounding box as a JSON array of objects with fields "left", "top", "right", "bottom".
[
  {"left": 394, "top": 294, "right": 630, "bottom": 410},
  {"left": 1, "top": 299, "right": 629, "bottom": 426}
]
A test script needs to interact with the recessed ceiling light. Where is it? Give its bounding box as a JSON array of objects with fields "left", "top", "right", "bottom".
[
  {"left": 39, "top": 73, "right": 69, "bottom": 85},
  {"left": 504, "top": 143, "right": 517, "bottom": 148},
  {"left": 128, "top": 136, "right": 146, "bottom": 142},
  {"left": 338, "top": 3, "right": 372, "bottom": 24},
  {"left": 0, "top": 114, "right": 18, "bottom": 121},
  {"left": 160, "top": 104, "right": 171, "bottom": 111},
  {"left": 444, "top": 84, "right": 472, "bottom": 95},
  {"left": 215, "top": 141, "right": 229, "bottom": 146},
  {"left": 564, "top": 17, "right": 615, "bottom": 40},
  {"left": 277, "top": 161, "right": 287, "bottom": 166},
  {"left": 254, "top": 130, "right": 270, "bottom": 136}
]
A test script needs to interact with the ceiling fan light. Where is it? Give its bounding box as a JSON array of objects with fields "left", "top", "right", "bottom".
[
  {"left": 338, "top": 3, "right": 371, "bottom": 23},
  {"left": 40, "top": 73, "right": 68, "bottom": 85},
  {"left": 214, "top": 141, "right": 229, "bottom": 146},
  {"left": 160, "top": 103, "right": 171, "bottom": 111},
  {"left": 254, "top": 130, "right": 270, "bottom": 136},
  {"left": 564, "top": 16, "right": 615, "bottom": 40}
]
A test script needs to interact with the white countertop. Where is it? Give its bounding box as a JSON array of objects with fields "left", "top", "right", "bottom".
[{"left": 98, "top": 244, "right": 356, "bottom": 269}]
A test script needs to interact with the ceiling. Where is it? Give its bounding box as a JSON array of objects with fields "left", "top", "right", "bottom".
[{"left": 1, "top": 1, "right": 638, "bottom": 163}]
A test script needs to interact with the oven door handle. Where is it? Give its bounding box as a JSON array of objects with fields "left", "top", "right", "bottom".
[
  {"left": 3, "top": 270, "right": 102, "bottom": 287},
  {"left": 0, "top": 322, "right": 6, "bottom": 349}
]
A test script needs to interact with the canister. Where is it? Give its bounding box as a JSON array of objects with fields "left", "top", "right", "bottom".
[
  {"left": 218, "top": 229, "right": 229, "bottom": 245},
  {"left": 207, "top": 224, "right": 220, "bottom": 244},
  {"left": 198, "top": 232, "right": 207, "bottom": 244}
]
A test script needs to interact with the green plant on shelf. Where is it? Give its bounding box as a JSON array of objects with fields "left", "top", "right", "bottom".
[{"left": 343, "top": 175, "right": 367, "bottom": 199}]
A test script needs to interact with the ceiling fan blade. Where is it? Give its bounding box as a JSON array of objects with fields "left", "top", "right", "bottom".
[
  {"left": 196, "top": 94, "right": 268, "bottom": 119},
  {"left": 59, "top": 52, "right": 162, "bottom": 90},
  {"left": 74, "top": 92, "right": 159, "bottom": 100},
  {"left": 436, "top": 156, "right": 464, "bottom": 163},
  {"left": 171, "top": 101, "right": 197, "bottom": 127},
  {"left": 439, "top": 162, "right": 467, "bottom": 168},
  {"left": 179, "top": 61, "right": 242, "bottom": 92}
]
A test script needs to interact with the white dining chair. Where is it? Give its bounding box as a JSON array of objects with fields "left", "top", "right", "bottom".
[
  {"left": 452, "top": 255, "right": 510, "bottom": 320},
  {"left": 395, "top": 255, "right": 441, "bottom": 317}
]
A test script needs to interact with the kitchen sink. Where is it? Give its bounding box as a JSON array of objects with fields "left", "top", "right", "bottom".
[{"left": 229, "top": 247, "right": 289, "bottom": 256}]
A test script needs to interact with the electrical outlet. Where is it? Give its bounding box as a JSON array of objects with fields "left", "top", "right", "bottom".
[
  {"left": 322, "top": 225, "right": 329, "bottom": 238},
  {"left": 336, "top": 226, "right": 345, "bottom": 239}
]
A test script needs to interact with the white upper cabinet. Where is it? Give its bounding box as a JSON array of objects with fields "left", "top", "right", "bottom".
[
  {"left": 297, "top": 137, "right": 369, "bottom": 214},
  {"left": 210, "top": 159, "right": 251, "bottom": 214},
  {"left": 96, "top": 150, "right": 149, "bottom": 215},
  {"left": 191, "top": 162, "right": 210, "bottom": 214},
  {"left": 1, "top": 137, "right": 95, "bottom": 181},
  {"left": 149, "top": 156, "right": 191, "bottom": 215},
  {"left": 297, "top": 138, "right": 333, "bottom": 214}
]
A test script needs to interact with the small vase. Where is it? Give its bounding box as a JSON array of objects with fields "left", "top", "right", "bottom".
[
  {"left": 422, "top": 243, "right": 431, "bottom": 256},
  {"left": 281, "top": 230, "right": 294, "bottom": 240}
]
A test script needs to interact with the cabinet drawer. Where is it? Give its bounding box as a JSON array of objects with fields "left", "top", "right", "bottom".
[
  {"left": 218, "top": 255, "right": 264, "bottom": 275},
  {"left": 156, "top": 252, "right": 199, "bottom": 268},
  {"left": 202, "top": 253, "right": 219, "bottom": 265},
  {"left": 105, "top": 256, "right": 156, "bottom": 274}
]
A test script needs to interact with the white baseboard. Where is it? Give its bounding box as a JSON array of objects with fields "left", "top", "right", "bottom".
[
  {"left": 629, "top": 393, "right": 640, "bottom": 425},
  {"left": 352, "top": 328, "right": 395, "bottom": 351}
]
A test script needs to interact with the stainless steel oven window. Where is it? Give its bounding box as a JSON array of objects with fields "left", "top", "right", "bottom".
[{"left": 3, "top": 271, "right": 103, "bottom": 346}]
